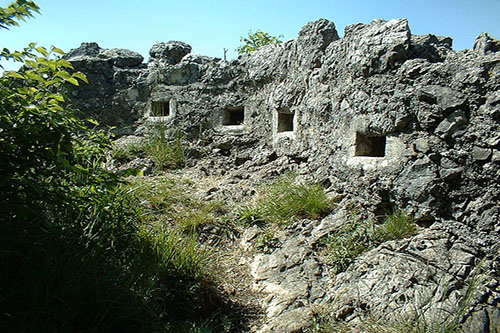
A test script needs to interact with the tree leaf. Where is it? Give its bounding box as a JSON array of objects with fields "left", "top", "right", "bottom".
[
  {"left": 73, "top": 72, "right": 88, "bottom": 83},
  {"left": 66, "top": 77, "right": 79, "bottom": 86},
  {"left": 52, "top": 46, "right": 65, "bottom": 55},
  {"left": 24, "top": 71, "right": 44, "bottom": 82},
  {"left": 35, "top": 46, "right": 48, "bottom": 57},
  {"left": 56, "top": 58, "right": 73, "bottom": 69},
  {"left": 4, "top": 71, "right": 24, "bottom": 79}
]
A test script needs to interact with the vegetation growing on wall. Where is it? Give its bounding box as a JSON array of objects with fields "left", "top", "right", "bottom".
[{"left": 321, "top": 211, "right": 416, "bottom": 274}]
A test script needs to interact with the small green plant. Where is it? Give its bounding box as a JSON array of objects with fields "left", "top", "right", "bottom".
[
  {"left": 255, "top": 230, "right": 281, "bottom": 253},
  {"left": 323, "top": 211, "right": 416, "bottom": 274},
  {"left": 376, "top": 210, "right": 416, "bottom": 242},
  {"left": 236, "top": 29, "right": 283, "bottom": 55},
  {"left": 237, "top": 205, "right": 265, "bottom": 225},
  {"left": 144, "top": 123, "right": 185, "bottom": 170},
  {"left": 238, "top": 173, "right": 333, "bottom": 226},
  {"left": 324, "top": 217, "right": 378, "bottom": 274}
]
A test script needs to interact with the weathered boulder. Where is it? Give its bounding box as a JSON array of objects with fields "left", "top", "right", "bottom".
[
  {"left": 99, "top": 48, "right": 144, "bottom": 68},
  {"left": 65, "top": 41, "right": 101, "bottom": 58},
  {"left": 149, "top": 41, "right": 192, "bottom": 64},
  {"left": 327, "top": 18, "right": 411, "bottom": 77},
  {"left": 410, "top": 34, "right": 453, "bottom": 62}
]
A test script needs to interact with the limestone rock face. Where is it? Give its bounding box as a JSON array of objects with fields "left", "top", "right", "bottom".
[
  {"left": 65, "top": 43, "right": 149, "bottom": 130},
  {"left": 65, "top": 42, "right": 101, "bottom": 58},
  {"left": 66, "top": 18, "right": 500, "bottom": 331},
  {"left": 328, "top": 18, "right": 411, "bottom": 77}
]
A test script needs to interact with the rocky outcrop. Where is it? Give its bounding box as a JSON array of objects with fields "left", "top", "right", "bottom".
[
  {"left": 67, "top": 18, "right": 500, "bottom": 332},
  {"left": 474, "top": 33, "right": 500, "bottom": 55},
  {"left": 149, "top": 41, "right": 192, "bottom": 64}
]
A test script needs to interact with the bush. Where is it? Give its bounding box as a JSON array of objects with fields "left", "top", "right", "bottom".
[{"left": 236, "top": 29, "right": 283, "bottom": 55}]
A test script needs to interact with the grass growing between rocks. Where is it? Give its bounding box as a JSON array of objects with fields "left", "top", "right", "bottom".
[
  {"left": 237, "top": 173, "right": 333, "bottom": 226},
  {"left": 322, "top": 211, "right": 416, "bottom": 274},
  {"left": 145, "top": 125, "right": 185, "bottom": 170},
  {"left": 111, "top": 124, "right": 185, "bottom": 170},
  {"left": 112, "top": 138, "right": 146, "bottom": 161},
  {"left": 128, "top": 176, "right": 229, "bottom": 233}
]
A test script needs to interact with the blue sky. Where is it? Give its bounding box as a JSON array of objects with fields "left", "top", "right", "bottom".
[{"left": 1, "top": 0, "right": 500, "bottom": 70}]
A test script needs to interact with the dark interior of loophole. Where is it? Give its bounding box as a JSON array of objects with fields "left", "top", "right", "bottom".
[
  {"left": 277, "top": 112, "right": 294, "bottom": 133},
  {"left": 223, "top": 107, "right": 244, "bottom": 125},
  {"left": 151, "top": 101, "right": 170, "bottom": 117},
  {"left": 355, "top": 133, "right": 386, "bottom": 157}
]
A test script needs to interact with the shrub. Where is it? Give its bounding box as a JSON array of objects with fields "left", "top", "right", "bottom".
[{"left": 0, "top": 2, "right": 224, "bottom": 330}]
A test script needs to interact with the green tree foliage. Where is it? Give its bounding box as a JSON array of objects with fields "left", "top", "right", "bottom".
[
  {"left": 0, "top": 0, "right": 39, "bottom": 30},
  {"left": 236, "top": 29, "right": 283, "bottom": 55}
]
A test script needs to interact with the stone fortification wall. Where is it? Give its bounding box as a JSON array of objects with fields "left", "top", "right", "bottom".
[{"left": 66, "top": 18, "right": 500, "bottom": 331}]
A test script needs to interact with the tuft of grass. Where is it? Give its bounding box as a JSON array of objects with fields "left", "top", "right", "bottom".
[
  {"left": 323, "top": 217, "right": 378, "bottom": 274},
  {"left": 111, "top": 139, "right": 146, "bottom": 161},
  {"left": 111, "top": 124, "right": 185, "bottom": 170},
  {"left": 238, "top": 173, "right": 333, "bottom": 226},
  {"left": 136, "top": 226, "right": 222, "bottom": 322},
  {"left": 323, "top": 211, "right": 416, "bottom": 274},
  {"left": 144, "top": 124, "right": 185, "bottom": 170},
  {"left": 376, "top": 210, "right": 416, "bottom": 241}
]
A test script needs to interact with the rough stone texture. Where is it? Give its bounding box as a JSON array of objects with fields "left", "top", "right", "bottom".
[
  {"left": 149, "top": 41, "right": 192, "bottom": 64},
  {"left": 67, "top": 18, "right": 500, "bottom": 332},
  {"left": 64, "top": 43, "right": 149, "bottom": 130},
  {"left": 474, "top": 32, "right": 500, "bottom": 55},
  {"left": 99, "top": 48, "right": 144, "bottom": 68}
]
